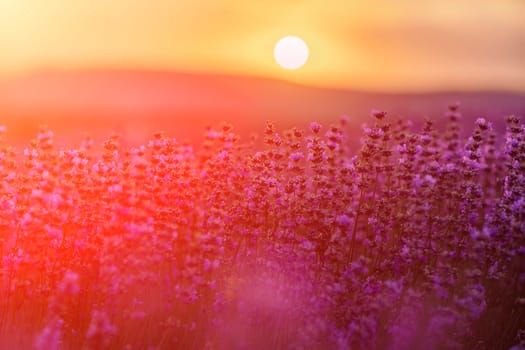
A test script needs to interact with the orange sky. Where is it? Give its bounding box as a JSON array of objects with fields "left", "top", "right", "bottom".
[{"left": 0, "top": 0, "right": 524, "bottom": 92}]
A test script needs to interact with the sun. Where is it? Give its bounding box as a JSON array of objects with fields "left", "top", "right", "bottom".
[{"left": 274, "top": 36, "right": 309, "bottom": 70}]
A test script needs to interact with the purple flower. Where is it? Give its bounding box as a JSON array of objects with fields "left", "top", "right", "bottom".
[{"left": 336, "top": 214, "right": 352, "bottom": 227}]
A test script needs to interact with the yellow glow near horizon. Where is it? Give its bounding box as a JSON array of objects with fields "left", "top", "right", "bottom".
[{"left": 0, "top": 0, "right": 524, "bottom": 91}]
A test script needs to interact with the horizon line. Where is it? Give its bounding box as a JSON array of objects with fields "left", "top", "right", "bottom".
[{"left": 1, "top": 67, "right": 525, "bottom": 96}]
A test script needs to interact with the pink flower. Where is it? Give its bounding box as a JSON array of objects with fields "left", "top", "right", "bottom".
[
  {"left": 310, "top": 122, "right": 322, "bottom": 134},
  {"left": 371, "top": 109, "right": 387, "bottom": 120},
  {"left": 58, "top": 271, "right": 80, "bottom": 295}
]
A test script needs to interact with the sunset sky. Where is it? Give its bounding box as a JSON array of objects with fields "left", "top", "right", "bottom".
[{"left": 0, "top": 0, "right": 524, "bottom": 92}]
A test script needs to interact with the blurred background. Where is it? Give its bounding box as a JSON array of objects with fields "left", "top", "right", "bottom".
[{"left": 0, "top": 0, "right": 524, "bottom": 144}]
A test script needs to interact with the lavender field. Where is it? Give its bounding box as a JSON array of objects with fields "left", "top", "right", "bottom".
[{"left": 0, "top": 105, "right": 523, "bottom": 349}]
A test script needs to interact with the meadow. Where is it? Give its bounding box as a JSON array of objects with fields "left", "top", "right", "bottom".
[{"left": 0, "top": 105, "right": 523, "bottom": 349}]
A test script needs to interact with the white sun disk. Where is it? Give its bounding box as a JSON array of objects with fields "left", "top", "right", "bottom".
[{"left": 274, "top": 36, "right": 309, "bottom": 70}]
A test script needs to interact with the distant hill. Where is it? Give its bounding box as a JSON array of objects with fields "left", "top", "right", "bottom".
[{"left": 1, "top": 70, "right": 524, "bottom": 145}]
